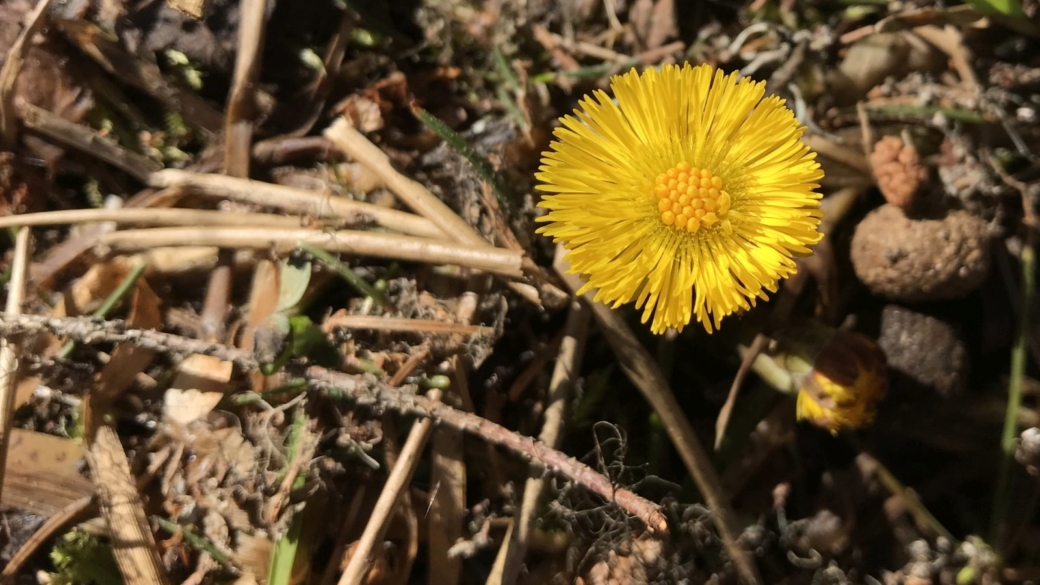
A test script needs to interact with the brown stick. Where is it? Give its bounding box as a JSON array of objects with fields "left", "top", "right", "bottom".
[
  {"left": 224, "top": 0, "right": 267, "bottom": 177},
  {"left": 148, "top": 169, "right": 446, "bottom": 239},
  {"left": 324, "top": 118, "right": 488, "bottom": 248},
  {"left": 338, "top": 390, "right": 442, "bottom": 585},
  {"left": 489, "top": 300, "right": 590, "bottom": 585},
  {"left": 0, "top": 207, "right": 308, "bottom": 230},
  {"left": 99, "top": 227, "right": 524, "bottom": 278},
  {"left": 18, "top": 103, "right": 162, "bottom": 182},
  {"left": 0, "top": 314, "right": 667, "bottom": 532},
  {"left": 0, "top": 228, "right": 31, "bottom": 508}
]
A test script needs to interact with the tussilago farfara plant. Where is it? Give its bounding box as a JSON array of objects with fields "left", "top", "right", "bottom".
[{"left": 536, "top": 63, "right": 824, "bottom": 334}]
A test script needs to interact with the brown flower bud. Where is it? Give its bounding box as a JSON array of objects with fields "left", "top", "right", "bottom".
[
  {"left": 795, "top": 330, "right": 888, "bottom": 434},
  {"left": 870, "top": 135, "right": 929, "bottom": 210}
]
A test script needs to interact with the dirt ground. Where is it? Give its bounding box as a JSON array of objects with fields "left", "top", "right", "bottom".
[{"left": 0, "top": 0, "right": 1039, "bottom": 584}]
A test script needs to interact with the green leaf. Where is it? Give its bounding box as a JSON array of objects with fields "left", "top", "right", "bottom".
[
  {"left": 276, "top": 255, "right": 312, "bottom": 314},
  {"left": 963, "top": 0, "right": 1026, "bottom": 17}
]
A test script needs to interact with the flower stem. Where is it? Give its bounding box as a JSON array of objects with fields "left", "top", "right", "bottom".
[{"left": 992, "top": 242, "right": 1035, "bottom": 550}]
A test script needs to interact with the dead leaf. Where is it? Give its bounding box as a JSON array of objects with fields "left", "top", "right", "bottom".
[
  {"left": 163, "top": 354, "right": 232, "bottom": 425},
  {"left": 338, "top": 95, "right": 385, "bottom": 133},
  {"left": 2, "top": 429, "right": 93, "bottom": 517}
]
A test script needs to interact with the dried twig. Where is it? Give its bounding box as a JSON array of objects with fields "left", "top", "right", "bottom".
[
  {"left": 0, "top": 0, "right": 53, "bottom": 148},
  {"left": 99, "top": 227, "right": 524, "bottom": 277},
  {"left": 324, "top": 118, "right": 488, "bottom": 248},
  {"left": 18, "top": 103, "right": 162, "bottom": 182},
  {"left": 207, "top": 0, "right": 268, "bottom": 343},
  {"left": 322, "top": 314, "right": 494, "bottom": 337},
  {"left": 0, "top": 314, "right": 666, "bottom": 530},
  {"left": 88, "top": 425, "right": 171, "bottom": 585},
  {"left": 324, "top": 118, "right": 545, "bottom": 306},
  {"left": 428, "top": 290, "right": 482, "bottom": 585},
  {"left": 0, "top": 228, "right": 31, "bottom": 507},
  {"left": 148, "top": 169, "right": 445, "bottom": 239},
  {"left": 224, "top": 0, "right": 267, "bottom": 177},
  {"left": 338, "top": 389, "right": 443, "bottom": 585},
  {"left": 0, "top": 207, "right": 309, "bottom": 230}
]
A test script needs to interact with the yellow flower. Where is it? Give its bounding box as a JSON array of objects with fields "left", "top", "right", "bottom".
[
  {"left": 536, "top": 63, "right": 824, "bottom": 333},
  {"left": 795, "top": 330, "right": 888, "bottom": 434}
]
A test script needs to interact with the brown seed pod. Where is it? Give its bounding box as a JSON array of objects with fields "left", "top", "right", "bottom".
[{"left": 850, "top": 204, "right": 991, "bottom": 302}]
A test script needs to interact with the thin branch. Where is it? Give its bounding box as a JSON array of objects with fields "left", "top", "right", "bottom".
[
  {"left": 224, "top": 0, "right": 267, "bottom": 177},
  {"left": 0, "top": 227, "right": 31, "bottom": 507},
  {"left": 324, "top": 118, "right": 488, "bottom": 248},
  {"left": 99, "top": 227, "right": 524, "bottom": 277},
  {"left": 0, "top": 314, "right": 666, "bottom": 531},
  {"left": 18, "top": 103, "right": 162, "bottom": 182},
  {"left": 148, "top": 169, "right": 445, "bottom": 239},
  {"left": 428, "top": 289, "right": 481, "bottom": 585},
  {"left": 323, "top": 118, "right": 546, "bottom": 306},
  {"left": 322, "top": 314, "right": 494, "bottom": 337},
  {"left": 0, "top": 207, "right": 306, "bottom": 230}
]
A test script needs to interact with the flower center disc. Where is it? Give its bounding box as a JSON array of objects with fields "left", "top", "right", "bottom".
[{"left": 654, "top": 162, "right": 731, "bottom": 234}]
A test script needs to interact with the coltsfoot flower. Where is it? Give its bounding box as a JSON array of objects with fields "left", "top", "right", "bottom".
[
  {"left": 536, "top": 63, "right": 824, "bottom": 333},
  {"left": 795, "top": 330, "right": 888, "bottom": 434}
]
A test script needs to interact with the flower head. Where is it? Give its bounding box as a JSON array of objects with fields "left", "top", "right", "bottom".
[
  {"left": 536, "top": 63, "right": 824, "bottom": 333},
  {"left": 795, "top": 330, "right": 888, "bottom": 434}
]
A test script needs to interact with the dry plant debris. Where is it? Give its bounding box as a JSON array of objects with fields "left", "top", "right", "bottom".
[{"left": 0, "top": 1, "right": 1037, "bottom": 584}]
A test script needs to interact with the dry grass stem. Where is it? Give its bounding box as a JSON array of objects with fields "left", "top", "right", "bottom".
[
  {"left": 323, "top": 314, "right": 494, "bottom": 336},
  {"left": 224, "top": 0, "right": 267, "bottom": 177},
  {"left": 338, "top": 390, "right": 442, "bottom": 585},
  {"left": 428, "top": 290, "right": 482, "bottom": 585},
  {"left": 99, "top": 227, "right": 524, "bottom": 277},
  {"left": 148, "top": 169, "right": 446, "bottom": 239},
  {"left": 0, "top": 0, "right": 53, "bottom": 148},
  {"left": 0, "top": 313, "right": 666, "bottom": 530},
  {"left": 323, "top": 119, "right": 544, "bottom": 306},
  {"left": 88, "top": 424, "right": 171, "bottom": 585},
  {"left": 0, "top": 228, "right": 32, "bottom": 507},
  {"left": 490, "top": 300, "right": 590, "bottom": 585},
  {"left": 324, "top": 118, "right": 488, "bottom": 248},
  {"left": 18, "top": 103, "right": 162, "bottom": 182},
  {"left": 0, "top": 207, "right": 309, "bottom": 229}
]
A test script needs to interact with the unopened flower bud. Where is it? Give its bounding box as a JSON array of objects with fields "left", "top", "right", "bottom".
[{"left": 794, "top": 329, "right": 888, "bottom": 434}]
